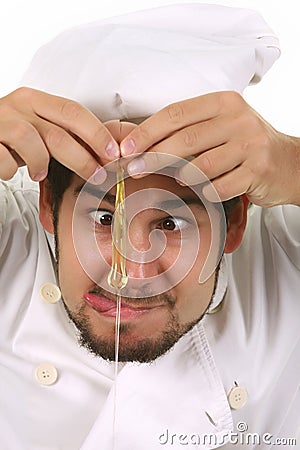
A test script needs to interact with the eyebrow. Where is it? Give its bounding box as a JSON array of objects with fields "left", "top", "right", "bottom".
[
  {"left": 73, "top": 183, "right": 205, "bottom": 210},
  {"left": 158, "top": 198, "right": 204, "bottom": 211},
  {"left": 73, "top": 183, "right": 116, "bottom": 206}
]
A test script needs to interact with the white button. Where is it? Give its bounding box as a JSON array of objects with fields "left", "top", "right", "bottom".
[
  {"left": 40, "top": 283, "right": 61, "bottom": 304},
  {"left": 227, "top": 385, "right": 248, "bottom": 410},
  {"left": 34, "top": 363, "right": 58, "bottom": 386}
]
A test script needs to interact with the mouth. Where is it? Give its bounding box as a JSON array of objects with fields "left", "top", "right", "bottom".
[{"left": 83, "top": 292, "right": 165, "bottom": 320}]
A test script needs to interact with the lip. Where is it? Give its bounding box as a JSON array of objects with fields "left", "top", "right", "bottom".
[{"left": 83, "top": 292, "right": 164, "bottom": 320}]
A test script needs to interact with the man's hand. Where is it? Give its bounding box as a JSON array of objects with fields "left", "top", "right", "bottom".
[
  {"left": 120, "top": 91, "right": 300, "bottom": 207},
  {"left": 0, "top": 87, "right": 120, "bottom": 183}
]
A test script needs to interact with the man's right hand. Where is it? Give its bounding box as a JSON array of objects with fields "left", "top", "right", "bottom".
[{"left": 0, "top": 87, "right": 120, "bottom": 183}]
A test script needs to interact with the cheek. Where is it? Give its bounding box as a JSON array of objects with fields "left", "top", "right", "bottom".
[
  {"left": 160, "top": 223, "right": 212, "bottom": 274},
  {"left": 56, "top": 205, "right": 93, "bottom": 307},
  {"left": 170, "top": 225, "right": 215, "bottom": 322},
  {"left": 174, "top": 271, "right": 215, "bottom": 323},
  {"left": 60, "top": 202, "right": 114, "bottom": 285}
]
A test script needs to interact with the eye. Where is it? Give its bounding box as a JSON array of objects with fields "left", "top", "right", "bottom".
[
  {"left": 159, "top": 216, "right": 189, "bottom": 232},
  {"left": 89, "top": 210, "right": 113, "bottom": 226}
]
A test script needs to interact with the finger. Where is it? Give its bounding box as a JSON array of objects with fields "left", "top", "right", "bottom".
[
  {"left": 126, "top": 115, "right": 237, "bottom": 179},
  {"left": 125, "top": 117, "right": 225, "bottom": 178},
  {"left": 203, "top": 166, "right": 253, "bottom": 202},
  {"left": 36, "top": 118, "right": 107, "bottom": 184},
  {"left": 177, "top": 141, "right": 248, "bottom": 185},
  {"left": 0, "top": 144, "right": 19, "bottom": 180},
  {"left": 14, "top": 87, "right": 120, "bottom": 161},
  {"left": 104, "top": 120, "right": 137, "bottom": 143},
  {"left": 120, "top": 92, "right": 224, "bottom": 156},
  {"left": 127, "top": 151, "right": 183, "bottom": 179},
  {"left": 134, "top": 117, "right": 229, "bottom": 166},
  {"left": 0, "top": 119, "right": 49, "bottom": 181},
  {"left": 8, "top": 150, "right": 25, "bottom": 167}
]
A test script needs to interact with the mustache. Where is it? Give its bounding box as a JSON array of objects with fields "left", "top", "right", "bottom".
[{"left": 89, "top": 284, "right": 176, "bottom": 307}]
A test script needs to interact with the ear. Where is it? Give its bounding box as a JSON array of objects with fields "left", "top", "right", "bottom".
[
  {"left": 224, "top": 195, "right": 249, "bottom": 254},
  {"left": 39, "top": 179, "right": 54, "bottom": 234}
]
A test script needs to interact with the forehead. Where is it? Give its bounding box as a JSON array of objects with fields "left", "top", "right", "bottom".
[{"left": 71, "top": 172, "right": 202, "bottom": 204}]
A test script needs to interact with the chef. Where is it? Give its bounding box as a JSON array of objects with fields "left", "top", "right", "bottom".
[{"left": 0, "top": 4, "right": 299, "bottom": 450}]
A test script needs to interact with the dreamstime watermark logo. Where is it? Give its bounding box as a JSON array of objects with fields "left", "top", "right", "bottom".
[
  {"left": 72, "top": 153, "right": 227, "bottom": 297},
  {"left": 158, "top": 422, "right": 297, "bottom": 447}
]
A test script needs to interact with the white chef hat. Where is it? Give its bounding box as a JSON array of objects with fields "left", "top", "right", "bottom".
[{"left": 21, "top": 3, "right": 280, "bottom": 122}]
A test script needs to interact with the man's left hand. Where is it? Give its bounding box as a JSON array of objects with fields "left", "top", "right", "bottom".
[{"left": 120, "top": 91, "right": 300, "bottom": 207}]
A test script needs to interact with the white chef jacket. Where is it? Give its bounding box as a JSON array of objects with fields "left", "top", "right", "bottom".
[{"left": 0, "top": 169, "right": 299, "bottom": 450}]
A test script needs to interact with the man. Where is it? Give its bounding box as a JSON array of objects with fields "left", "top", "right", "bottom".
[{"left": 0, "top": 4, "right": 299, "bottom": 450}]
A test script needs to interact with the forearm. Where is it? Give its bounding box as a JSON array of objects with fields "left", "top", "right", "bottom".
[{"left": 283, "top": 134, "right": 300, "bottom": 206}]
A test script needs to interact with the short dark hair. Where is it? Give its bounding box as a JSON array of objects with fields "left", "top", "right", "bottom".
[{"left": 46, "top": 157, "right": 240, "bottom": 224}]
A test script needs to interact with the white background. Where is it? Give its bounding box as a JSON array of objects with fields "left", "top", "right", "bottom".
[{"left": 0, "top": 0, "right": 299, "bottom": 135}]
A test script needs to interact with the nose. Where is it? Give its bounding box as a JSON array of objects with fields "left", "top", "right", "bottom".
[
  {"left": 125, "top": 227, "right": 165, "bottom": 279},
  {"left": 125, "top": 256, "right": 160, "bottom": 280}
]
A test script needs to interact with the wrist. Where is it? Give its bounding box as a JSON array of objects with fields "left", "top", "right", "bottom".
[{"left": 285, "top": 135, "right": 300, "bottom": 206}]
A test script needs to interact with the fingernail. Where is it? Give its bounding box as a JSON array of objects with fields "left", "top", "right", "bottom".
[
  {"left": 121, "top": 138, "right": 136, "bottom": 156},
  {"left": 174, "top": 169, "right": 187, "bottom": 187},
  {"left": 105, "top": 141, "right": 120, "bottom": 159},
  {"left": 32, "top": 169, "right": 48, "bottom": 182},
  {"left": 202, "top": 184, "right": 221, "bottom": 202},
  {"left": 91, "top": 166, "right": 107, "bottom": 184},
  {"left": 127, "top": 157, "right": 146, "bottom": 176}
]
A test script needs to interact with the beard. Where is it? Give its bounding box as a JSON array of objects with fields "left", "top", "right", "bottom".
[
  {"left": 61, "top": 284, "right": 214, "bottom": 364},
  {"left": 54, "top": 226, "right": 216, "bottom": 364}
]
